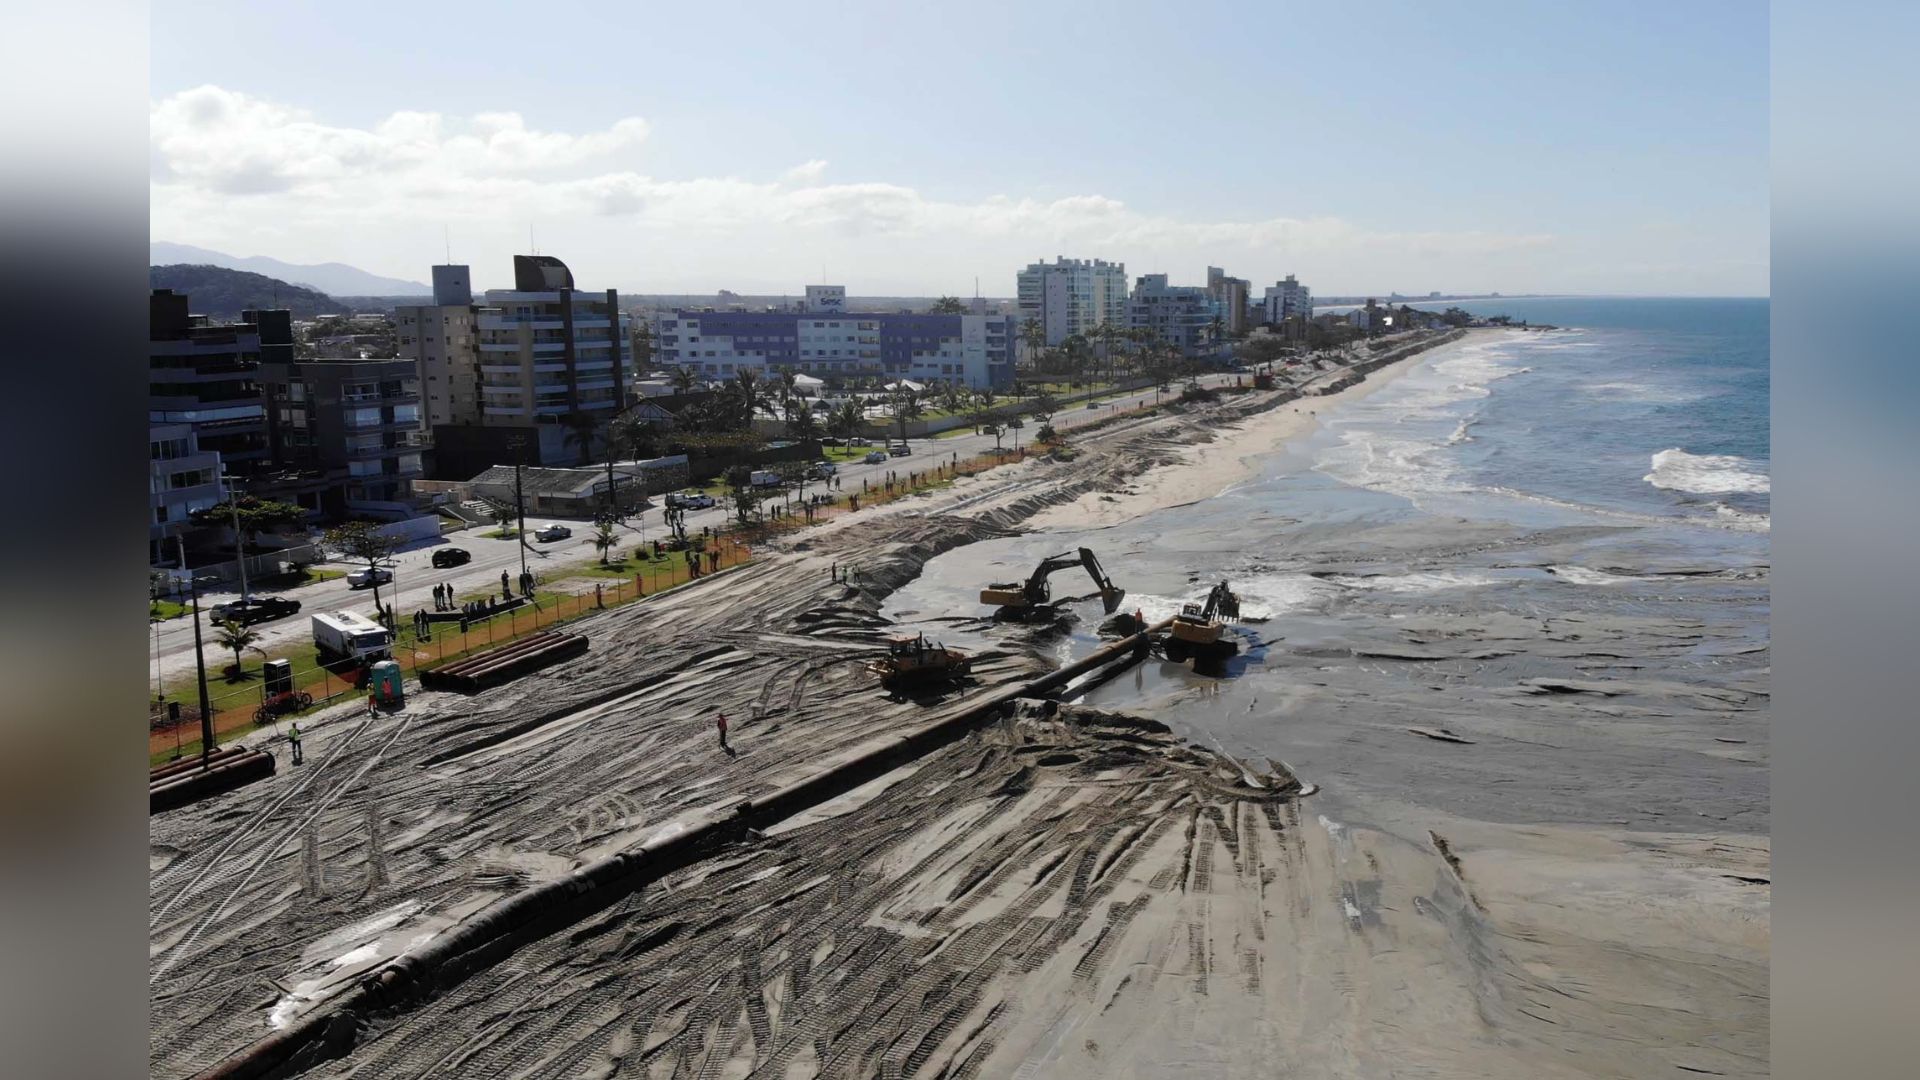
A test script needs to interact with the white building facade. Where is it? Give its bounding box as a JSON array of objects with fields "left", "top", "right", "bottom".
[
  {"left": 1016, "top": 257, "right": 1130, "bottom": 346},
  {"left": 657, "top": 308, "right": 1014, "bottom": 389},
  {"left": 1128, "top": 273, "right": 1223, "bottom": 355},
  {"left": 1262, "top": 274, "right": 1313, "bottom": 325},
  {"left": 394, "top": 264, "right": 481, "bottom": 428}
]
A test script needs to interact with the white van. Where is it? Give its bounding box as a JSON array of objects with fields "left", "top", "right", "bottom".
[{"left": 312, "top": 611, "right": 394, "bottom": 663}]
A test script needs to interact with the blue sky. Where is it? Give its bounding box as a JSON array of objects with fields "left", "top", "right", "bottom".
[{"left": 150, "top": 0, "right": 1767, "bottom": 296}]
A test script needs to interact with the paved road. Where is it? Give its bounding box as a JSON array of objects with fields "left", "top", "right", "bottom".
[{"left": 147, "top": 373, "right": 1245, "bottom": 686}]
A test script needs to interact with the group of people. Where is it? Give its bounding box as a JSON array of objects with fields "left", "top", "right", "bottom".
[{"left": 428, "top": 582, "right": 462, "bottom": 611}]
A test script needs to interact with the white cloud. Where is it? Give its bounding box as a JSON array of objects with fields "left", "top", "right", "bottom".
[{"left": 151, "top": 85, "right": 1581, "bottom": 293}]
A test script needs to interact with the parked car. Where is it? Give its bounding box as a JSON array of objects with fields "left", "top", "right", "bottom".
[
  {"left": 208, "top": 595, "right": 301, "bottom": 625},
  {"left": 888, "top": 442, "right": 912, "bottom": 457},
  {"left": 534, "top": 523, "right": 572, "bottom": 542},
  {"left": 863, "top": 450, "right": 889, "bottom": 464},
  {"left": 849, "top": 436, "right": 872, "bottom": 446},
  {"left": 1086, "top": 401, "right": 1102, "bottom": 409},
  {"left": 430, "top": 546, "right": 472, "bottom": 569},
  {"left": 666, "top": 491, "right": 717, "bottom": 510},
  {"left": 346, "top": 566, "right": 393, "bottom": 589}
]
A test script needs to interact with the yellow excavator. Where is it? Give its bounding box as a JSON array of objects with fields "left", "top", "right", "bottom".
[
  {"left": 1166, "top": 580, "right": 1242, "bottom": 659},
  {"left": 981, "top": 548, "right": 1126, "bottom": 620}
]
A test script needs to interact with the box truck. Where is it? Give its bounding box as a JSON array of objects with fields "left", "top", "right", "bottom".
[{"left": 312, "top": 611, "right": 394, "bottom": 663}]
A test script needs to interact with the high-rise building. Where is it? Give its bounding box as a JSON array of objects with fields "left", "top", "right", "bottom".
[
  {"left": 1207, "top": 266, "right": 1252, "bottom": 336},
  {"left": 802, "top": 285, "right": 846, "bottom": 314},
  {"left": 395, "top": 265, "right": 482, "bottom": 429},
  {"left": 1016, "top": 257, "right": 1129, "bottom": 346},
  {"left": 1262, "top": 274, "right": 1313, "bottom": 325},
  {"left": 150, "top": 289, "right": 276, "bottom": 479},
  {"left": 428, "top": 255, "right": 634, "bottom": 475},
  {"left": 1128, "top": 273, "right": 1223, "bottom": 355},
  {"left": 257, "top": 358, "right": 429, "bottom": 520}
]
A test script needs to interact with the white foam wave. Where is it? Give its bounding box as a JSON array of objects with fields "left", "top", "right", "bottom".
[
  {"left": 1584, "top": 381, "right": 1703, "bottom": 404},
  {"left": 1325, "top": 571, "right": 1502, "bottom": 594},
  {"left": 1130, "top": 575, "right": 1332, "bottom": 624},
  {"left": 1548, "top": 565, "right": 1637, "bottom": 586},
  {"left": 1644, "top": 448, "right": 1770, "bottom": 495},
  {"left": 1712, "top": 503, "right": 1772, "bottom": 532},
  {"left": 1446, "top": 419, "right": 1477, "bottom": 445}
]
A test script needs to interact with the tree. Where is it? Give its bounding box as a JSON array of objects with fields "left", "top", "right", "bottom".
[
  {"left": 891, "top": 386, "right": 925, "bottom": 445},
  {"left": 929, "top": 296, "right": 967, "bottom": 314},
  {"left": 592, "top": 521, "right": 618, "bottom": 565},
  {"left": 630, "top": 322, "right": 654, "bottom": 368},
  {"left": 323, "top": 521, "right": 402, "bottom": 614},
  {"left": 488, "top": 501, "right": 517, "bottom": 535},
  {"left": 562, "top": 412, "right": 598, "bottom": 466},
  {"left": 724, "top": 465, "right": 758, "bottom": 525},
  {"left": 1019, "top": 318, "right": 1046, "bottom": 373},
  {"left": 827, "top": 398, "right": 864, "bottom": 452},
  {"left": 214, "top": 619, "right": 263, "bottom": 678},
  {"left": 1235, "top": 336, "right": 1291, "bottom": 367},
  {"left": 1030, "top": 390, "right": 1059, "bottom": 423},
  {"left": 190, "top": 498, "right": 307, "bottom": 599},
  {"left": 670, "top": 365, "right": 698, "bottom": 394},
  {"left": 731, "top": 369, "right": 765, "bottom": 429},
  {"left": 785, "top": 399, "right": 820, "bottom": 441}
]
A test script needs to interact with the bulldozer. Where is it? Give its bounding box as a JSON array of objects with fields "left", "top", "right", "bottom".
[
  {"left": 1165, "top": 580, "right": 1242, "bottom": 660},
  {"left": 980, "top": 548, "right": 1126, "bottom": 620},
  {"left": 871, "top": 632, "right": 973, "bottom": 688}
]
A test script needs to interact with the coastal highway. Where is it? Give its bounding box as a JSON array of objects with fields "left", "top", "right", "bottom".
[{"left": 148, "top": 374, "right": 1241, "bottom": 683}]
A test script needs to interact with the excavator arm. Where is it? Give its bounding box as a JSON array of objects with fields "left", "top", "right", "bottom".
[
  {"left": 987, "top": 548, "right": 1127, "bottom": 612},
  {"left": 1075, "top": 548, "right": 1127, "bottom": 614}
]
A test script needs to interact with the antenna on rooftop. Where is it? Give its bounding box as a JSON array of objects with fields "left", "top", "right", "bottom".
[{"left": 445, "top": 225, "right": 452, "bottom": 264}]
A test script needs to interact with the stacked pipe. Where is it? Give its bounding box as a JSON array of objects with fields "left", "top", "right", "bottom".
[
  {"left": 149, "top": 743, "right": 251, "bottom": 784},
  {"left": 151, "top": 748, "right": 275, "bottom": 814},
  {"left": 418, "top": 631, "right": 591, "bottom": 693},
  {"left": 189, "top": 620, "right": 1168, "bottom": 1080}
]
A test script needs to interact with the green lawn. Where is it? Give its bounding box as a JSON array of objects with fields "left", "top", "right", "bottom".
[{"left": 150, "top": 599, "right": 188, "bottom": 621}]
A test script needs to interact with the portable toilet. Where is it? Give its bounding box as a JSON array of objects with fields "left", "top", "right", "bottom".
[
  {"left": 262, "top": 658, "right": 294, "bottom": 696},
  {"left": 369, "top": 660, "right": 404, "bottom": 705}
]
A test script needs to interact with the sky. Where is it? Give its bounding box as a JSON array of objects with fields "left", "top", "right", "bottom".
[{"left": 149, "top": 0, "right": 1768, "bottom": 297}]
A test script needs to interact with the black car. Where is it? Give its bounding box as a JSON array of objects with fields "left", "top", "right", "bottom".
[
  {"left": 208, "top": 595, "right": 301, "bottom": 625},
  {"left": 431, "top": 546, "right": 473, "bottom": 569}
]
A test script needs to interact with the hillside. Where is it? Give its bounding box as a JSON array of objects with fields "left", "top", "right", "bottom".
[
  {"left": 150, "top": 264, "right": 340, "bottom": 320},
  {"left": 150, "top": 241, "right": 430, "bottom": 296}
]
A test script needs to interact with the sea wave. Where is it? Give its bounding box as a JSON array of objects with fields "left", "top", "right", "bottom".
[
  {"left": 1711, "top": 502, "right": 1772, "bottom": 532},
  {"left": 1584, "top": 381, "right": 1704, "bottom": 404},
  {"left": 1322, "top": 570, "right": 1502, "bottom": 594},
  {"left": 1644, "top": 448, "right": 1770, "bottom": 495},
  {"left": 1547, "top": 565, "right": 1638, "bottom": 586}
]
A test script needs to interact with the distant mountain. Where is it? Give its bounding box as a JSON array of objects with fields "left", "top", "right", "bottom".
[
  {"left": 149, "top": 242, "right": 430, "bottom": 297},
  {"left": 150, "top": 264, "right": 340, "bottom": 320}
]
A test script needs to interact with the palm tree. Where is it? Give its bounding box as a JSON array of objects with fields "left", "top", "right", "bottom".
[
  {"left": 891, "top": 386, "right": 924, "bottom": 445},
  {"left": 562, "top": 413, "right": 598, "bottom": 466},
  {"left": 929, "top": 296, "right": 966, "bottom": 314},
  {"left": 670, "top": 365, "right": 697, "bottom": 394},
  {"left": 786, "top": 400, "right": 820, "bottom": 442},
  {"left": 731, "top": 369, "right": 764, "bottom": 429},
  {"left": 214, "top": 619, "right": 263, "bottom": 678},
  {"left": 827, "top": 398, "right": 864, "bottom": 453},
  {"left": 1019, "top": 318, "right": 1045, "bottom": 375},
  {"left": 592, "top": 521, "right": 618, "bottom": 565}
]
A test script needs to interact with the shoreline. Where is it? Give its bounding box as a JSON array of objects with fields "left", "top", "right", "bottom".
[{"left": 1029, "top": 329, "right": 1494, "bottom": 533}]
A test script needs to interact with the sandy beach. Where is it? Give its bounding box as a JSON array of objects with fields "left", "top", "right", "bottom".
[
  {"left": 1028, "top": 338, "right": 1456, "bottom": 533},
  {"left": 148, "top": 329, "right": 1766, "bottom": 1079}
]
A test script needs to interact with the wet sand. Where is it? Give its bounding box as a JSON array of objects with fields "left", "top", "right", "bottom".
[{"left": 148, "top": 331, "right": 1765, "bottom": 1079}]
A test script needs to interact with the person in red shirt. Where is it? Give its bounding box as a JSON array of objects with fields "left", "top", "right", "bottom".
[{"left": 715, "top": 711, "right": 730, "bottom": 752}]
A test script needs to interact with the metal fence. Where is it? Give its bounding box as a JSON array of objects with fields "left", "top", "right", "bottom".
[{"left": 149, "top": 536, "right": 754, "bottom": 762}]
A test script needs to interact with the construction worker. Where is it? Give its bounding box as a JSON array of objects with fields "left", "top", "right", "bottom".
[
  {"left": 715, "top": 711, "right": 730, "bottom": 752},
  {"left": 287, "top": 721, "right": 303, "bottom": 765}
]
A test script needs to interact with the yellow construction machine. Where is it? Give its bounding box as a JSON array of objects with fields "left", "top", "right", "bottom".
[
  {"left": 1165, "top": 581, "right": 1242, "bottom": 660},
  {"left": 981, "top": 548, "right": 1126, "bottom": 620},
  {"left": 871, "top": 632, "right": 973, "bottom": 688}
]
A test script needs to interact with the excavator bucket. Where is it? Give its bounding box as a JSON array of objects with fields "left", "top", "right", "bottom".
[{"left": 1099, "top": 585, "right": 1126, "bottom": 614}]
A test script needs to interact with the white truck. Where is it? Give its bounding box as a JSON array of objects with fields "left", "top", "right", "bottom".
[
  {"left": 312, "top": 611, "right": 394, "bottom": 663},
  {"left": 749, "top": 469, "right": 783, "bottom": 488}
]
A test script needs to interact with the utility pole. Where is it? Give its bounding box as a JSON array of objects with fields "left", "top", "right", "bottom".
[
  {"left": 511, "top": 434, "right": 529, "bottom": 580},
  {"left": 176, "top": 534, "right": 214, "bottom": 767},
  {"left": 225, "top": 470, "right": 250, "bottom": 604}
]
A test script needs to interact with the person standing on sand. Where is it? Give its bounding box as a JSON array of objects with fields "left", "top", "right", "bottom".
[{"left": 715, "top": 711, "right": 730, "bottom": 752}]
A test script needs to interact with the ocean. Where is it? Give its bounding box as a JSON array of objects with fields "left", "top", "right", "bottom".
[
  {"left": 884, "top": 297, "right": 1771, "bottom": 829},
  {"left": 1313, "top": 297, "right": 1770, "bottom": 537}
]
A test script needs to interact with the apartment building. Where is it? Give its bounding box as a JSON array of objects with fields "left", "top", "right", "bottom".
[
  {"left": 149, "top": 289, "right": 273, "bottom": 478},
  {"left": 148, "top": 424, "right": 225, "bottom": 561},
  {"left": 1262, "top": 274, "right": 1314, "bottom": 325},
  {"left": 1128, "top": 273, "right": 1224, "bottom": 355},
  {"left": 656, "top": 303, "right": 1014, "bottom": 389},
  {"left": 257, "top": 358, "right": 428, "bottom": 520},
  {"left": 394, "top": 264, "right": 481, "bottom": 429},
  {"left": 1207, "top": 266, "right": 1252, "bottom": 336},
  {"left": 1016, "top": 257, "right": 1130, "bottom": 346}
]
